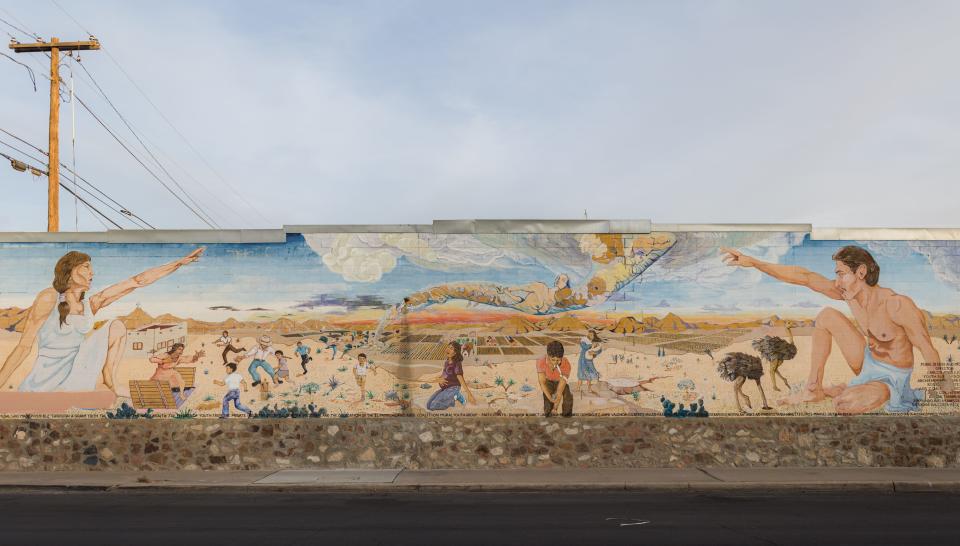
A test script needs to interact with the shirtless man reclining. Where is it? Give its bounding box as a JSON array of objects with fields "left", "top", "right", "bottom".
[{"left": 720, "top": 245, "right": 941, "bottom": 414}]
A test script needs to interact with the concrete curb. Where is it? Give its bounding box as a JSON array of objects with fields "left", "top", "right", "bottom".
[
  {"left": 3, "top": 481, "right": 960, "bottom": 493},
  {"left": 4, "top": 468, "right": 960, "bottom": 493}
]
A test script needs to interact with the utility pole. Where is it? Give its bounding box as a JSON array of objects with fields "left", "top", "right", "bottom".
[{"left": 10, "top": 37, "right": 100, "bottom": 232}]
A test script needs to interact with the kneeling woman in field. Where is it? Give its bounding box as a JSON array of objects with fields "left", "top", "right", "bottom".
[{"left": 426, "top": 341, "right": 476, "bottom": 410}]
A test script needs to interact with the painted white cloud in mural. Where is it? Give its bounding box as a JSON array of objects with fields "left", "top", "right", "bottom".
[
  {"left": 578, "top": 234, "right": 609, "bottom": 259},
  {"left": 643, "top": 232, "right": 806, "bottom": 287},
  {"left": 304, "top": 233, "right": 526, "bottom": 282},
  {"left": 309, "top": 234, "right": 423, "bottom": 282},
  {"left": 918, "top": 244, "right": 960, "bottom": 290},
  {"left": 304, "top": 231, "right": 807, "bottom": 286},
  {"left": 304, "top": 233, "right": 607, "bottom": 283},
  {"left": 320, "top": 236, "right": 400, "bottom": 283},
  {"left": 862, "top": 241, "right": 960, "bottom": 290}
]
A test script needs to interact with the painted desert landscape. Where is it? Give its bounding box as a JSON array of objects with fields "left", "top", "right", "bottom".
[{"left": 3, "top": 305, "right": 957, "bottom": 417}]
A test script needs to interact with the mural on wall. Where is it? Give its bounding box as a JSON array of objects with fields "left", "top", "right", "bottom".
[{"left": 0, "top": 230, "right": 957, "bottom": 418}]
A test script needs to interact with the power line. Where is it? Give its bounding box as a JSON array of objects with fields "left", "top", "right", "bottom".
[
  {"left": 82, "top": 198, "right": 110, "bottom": 230},
  {"left": 1, "top": 51, "right": 37, "bottom": 91},
  {"left": 0, "top": 127, "right": 46, "bottom": 156},
  {"left": 1, "top": 149, "right": 124, "bottom": 229},
  {"left": 0, "top": 131, "right": 150, "bottom": 228},
  {"left": 12, "top": 4, "right": 266, "bottom": 229},
  {"left": 49, "top": 52, "right": 226, "bottom": 228},
  {"left": 0, "top": 7, "right": 41, "bottom": 39},
  {"left": 2, "top": 71, "right": 157, "bottom": 228},
  {"left": 72, "top": 58, "right": 227, "bottom": 229},
  {"left": 59, "top": 177, "right": 123, "bottom": 229},
  {"left": 1, "top": 144, "right": 120, "bottom": 230},
  {"left": 0, "top": 137, "right": 144, "bottom": 229},
  {"left": 71, "top": 59, "right": 244, "bottom": 227},
  {"left": 59, "top": 162, "right": 155, "bottom": 229},
  {"left": 4, "top": 7, "right": 214, "bottom": 230},
  {"left": 73, "top": 94, "right": 218, "bottom": 228},
  {"left": 0, "top": 14, "right": 37, "bottom": 40},
  {"left": 6, "top": 5, "right": 263, "bottom": 230},
  {"left": 68, "top": 54, "right": 78, "bottom": 231},
  {"left": 0, "top": 131, "right": 154, "bottom": 229},
  {"left": 50, "top": 0, "right": 274, "bottom": 227}
]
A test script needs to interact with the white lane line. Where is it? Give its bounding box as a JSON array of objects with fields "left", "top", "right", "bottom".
[{"left": 606, "top": 517, "right": 651, "bottom": 527}]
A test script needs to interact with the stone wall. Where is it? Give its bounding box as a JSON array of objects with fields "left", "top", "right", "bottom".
[{"left": 2, "top": 416, "right": 959, "bottom": 471}]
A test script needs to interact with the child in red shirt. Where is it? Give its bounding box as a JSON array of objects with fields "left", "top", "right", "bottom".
[{"left": 536, "top": 341, "right": 573, "bottom": 417}]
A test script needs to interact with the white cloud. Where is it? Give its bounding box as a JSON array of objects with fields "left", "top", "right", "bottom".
[
  {"left": 864, "top": 241, "right": 960, "bottom": 290},
  {"left": 303, "top": 232, "right": 660, "bottom": 284},
  {"left": 579, "top": 234, "right": 609, "bottom": 260},
  {"left": 916, "top": 244, "right": 960, "bottom": 290},
  {"left": 304, "top": 233, "right": 545, "bottom": 282},
  {"left": 644, "top": 232, "right": 806, "bottom": 288}
]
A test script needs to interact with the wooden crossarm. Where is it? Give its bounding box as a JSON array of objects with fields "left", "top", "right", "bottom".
[{"left": 9, "top": 41, "right": 101, "bottom": 53}]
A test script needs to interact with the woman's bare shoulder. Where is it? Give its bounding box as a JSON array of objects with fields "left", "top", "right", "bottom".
[{"left": 34, "top": 288, "right": 58, "bottom": 306}]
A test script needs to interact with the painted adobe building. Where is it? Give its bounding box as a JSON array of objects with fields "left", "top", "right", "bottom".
[{"left": 125, "top": 322, "right": 188, "bottom": 356}]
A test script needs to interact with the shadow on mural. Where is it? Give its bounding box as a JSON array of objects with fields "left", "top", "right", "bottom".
[{"left": 0, "top": 229, "right": 957, "bottom": 418}]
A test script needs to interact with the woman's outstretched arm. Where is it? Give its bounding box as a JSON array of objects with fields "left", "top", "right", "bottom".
[{"left": 90, "top": 248, "right": 204, "bottom": 314}]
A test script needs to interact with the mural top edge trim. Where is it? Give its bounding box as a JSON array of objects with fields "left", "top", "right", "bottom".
[{"left": 3, "top": 223, "right": 960, "bottom": 243}]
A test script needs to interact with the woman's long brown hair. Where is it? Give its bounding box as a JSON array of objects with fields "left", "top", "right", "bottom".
[
  {"left": 52, "top": 251, "right": 91, "bottom": 327},
  {"left": 447, "top": 340, "right": 463, "bottom": 365}
]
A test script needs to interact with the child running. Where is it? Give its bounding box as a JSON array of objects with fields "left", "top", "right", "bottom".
[
  {"left": 214, "top": 363, "right": 252, "bottom": 418},
  {"left": 294, "top": 340, "right": 312, "bottom": 375},
  {"left": 273, "top": 350, "right": 293, "bottom": 385},
  {"left": 352, "top": 353, "right": 377, "bottom": 403}
]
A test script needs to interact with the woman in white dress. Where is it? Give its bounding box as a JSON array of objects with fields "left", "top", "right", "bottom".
[{"left": 0, "top": 247, "right": 204, "bottom": 393}]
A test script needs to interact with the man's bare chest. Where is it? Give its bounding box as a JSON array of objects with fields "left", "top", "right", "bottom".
[{"left": 849, "top": 303, "right": 902, "bottom": 343}]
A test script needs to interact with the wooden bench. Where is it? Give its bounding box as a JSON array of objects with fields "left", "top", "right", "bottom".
[
  {"left": 177, "top": 367, "right": 196, "bottom": 389},
  {"left": 129, "top": 367, "right": 196, "bottom": 409}
]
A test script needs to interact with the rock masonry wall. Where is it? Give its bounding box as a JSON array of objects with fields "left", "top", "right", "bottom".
[{"left": 1, "top": 416, "right": 958, "bottom": 471}]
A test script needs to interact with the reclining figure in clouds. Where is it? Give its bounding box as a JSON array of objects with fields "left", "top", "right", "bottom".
[{"left": 396, "top": 233, "right": 678, "bottom": 316}]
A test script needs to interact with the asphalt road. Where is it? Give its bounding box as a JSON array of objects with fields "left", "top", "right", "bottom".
[{"left": 0, "top": 489, "right": 958, "bottom": 545}]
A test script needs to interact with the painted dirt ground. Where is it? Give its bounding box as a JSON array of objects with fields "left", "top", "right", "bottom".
[{"left": 1, "top": 320, "right": 957, "bottom": 417}]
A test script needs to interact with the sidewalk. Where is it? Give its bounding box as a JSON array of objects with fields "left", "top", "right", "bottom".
[{"left": 2, "top": 467, "right": 960, "bottom": 492}]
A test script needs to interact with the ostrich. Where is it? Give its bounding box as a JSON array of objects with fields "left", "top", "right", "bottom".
[
  {"left": 717, "top": 352, "right": 772, "bottom": 412},
  {"left": 751, "top": 323, "right": 798, "bottom": 391}
]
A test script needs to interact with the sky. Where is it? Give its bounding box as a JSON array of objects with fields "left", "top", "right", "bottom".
[{"left": 1, "top": 1, "right": 960, "bottom": 232}]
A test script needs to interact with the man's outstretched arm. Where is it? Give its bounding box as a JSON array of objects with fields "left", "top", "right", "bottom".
[{"left": 720, "top": 247, "right": 842, "bottom": 300}]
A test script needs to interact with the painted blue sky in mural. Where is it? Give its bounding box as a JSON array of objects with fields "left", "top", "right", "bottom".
[{"left": 0, "top": 233, "right": 958, "bottom": 319}]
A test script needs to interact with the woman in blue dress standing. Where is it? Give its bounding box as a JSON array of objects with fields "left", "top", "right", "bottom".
[{"left": 577, "top": 329, "right": 602, "bottom": 397}]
